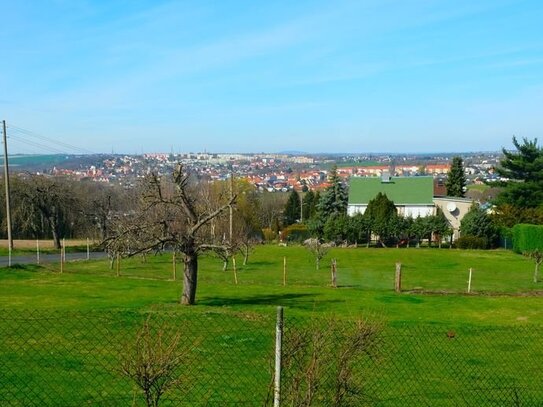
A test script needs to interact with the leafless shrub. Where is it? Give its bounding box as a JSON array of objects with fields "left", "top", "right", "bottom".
[
  {"left": 268, "top": 318, "right": 382, "bottom": 407},
  {"left": 524, "top": 249, "right": 543, "bottom": 283},
  {"left": 304, "top": 238, "right": 331, "bottom": 270},
  {"left": 120, "top": 318, "right": 195, "bottom": 407}
]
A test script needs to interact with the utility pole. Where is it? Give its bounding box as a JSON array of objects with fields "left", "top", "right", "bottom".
[
  {"left": 300, "top": 190, "right": 303, "bottom": 223},
  {"left": 2, "top": 120, "right": 13, "bottom": 251},
  {"left": 229, "top": 172, "right": 234, "bottom": 243}
]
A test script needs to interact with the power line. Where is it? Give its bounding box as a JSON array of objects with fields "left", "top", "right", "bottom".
[
  {"left": 8, "top": 132, "right": 69, "bottom": 155},
  {"left": 8, "top": 124, "right": 95, "bottom": 155},
  {"left": 9, "top": 125, "right": 94, "bottom": 154}
]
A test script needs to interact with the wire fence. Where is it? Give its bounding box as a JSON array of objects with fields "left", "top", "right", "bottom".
[{"left": 1, "top": 309, "right": 542, "bottom": 406}]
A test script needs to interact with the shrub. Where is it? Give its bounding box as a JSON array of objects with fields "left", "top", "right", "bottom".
[
  {"left": 512, "top": 224, "right": 543, "bottom": 253},
  {"left": 266, "top": 318, "right": 382, "bottom": 406},
  {"left": 262, "top": 228, "right": 277, "bottom": 242},
  {"left": 455, "top": 235, "right": 488, "bottom": 249},
  {"left": 282, "top": 224, "right": 310, "bottom": 243},
  {"left": 460, "top": 205, "right": 498, "bottom": 248}
]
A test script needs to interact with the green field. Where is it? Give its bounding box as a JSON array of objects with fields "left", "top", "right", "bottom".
[
  {"left": 466, "top": 183, "right": 491, "bottom": 192},
  {"left": 2, "top": 246, "right": 541, "bottom": 324},
  {"left": 1, "top": 245, "right": 543, "bottom": 405}
]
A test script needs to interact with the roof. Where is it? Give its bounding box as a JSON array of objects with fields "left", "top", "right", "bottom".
[{"left": 348, "top": 176, "right": 434, "bottom": 205}]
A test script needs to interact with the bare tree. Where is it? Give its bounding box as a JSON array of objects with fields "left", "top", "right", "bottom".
[
  {"left": 524, "top": 249, "right": 543, "bottom": 283},
  {"left": 120, "top": 317, "right": 193, "bottom": 407},
  {"left": 78, "top": 181, "right": 134, "bottom": 240},
  {"left": 14, "top": 175, "right": 78, "bottom": 248},
  {"left": 207, "top": 179, "right": 262, "bottom": 270},
  {"left": 258, "top": 191, "right": 288, "bottom": 230},
  {"left": 105, "top": 165, "right": 235, "bottom": 305},
  {"left": 267, "top": 318, "right": 382, "bottom": 406},
  {"left": 304, "top": 238, "right": 330, "bottom": 271}
]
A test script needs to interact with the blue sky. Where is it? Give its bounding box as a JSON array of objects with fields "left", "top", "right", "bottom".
[{"left": 1, "top": 0, "right": 542, "bottom": 154}]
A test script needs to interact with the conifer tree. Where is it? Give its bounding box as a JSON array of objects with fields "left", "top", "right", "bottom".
[
  {"left": 495, "top": 137, "right": 543, "bottom": 208},
  {"left": 365, "top": 192, "right": 398, "bottom": 247},
  {"left": 316, "top": 165, "right": 348, "bottom": 220},
  {"left": 445, "top": 156, "right": 466, "bottom": 197},
  {"left": 283, "top": 190, "right": 301, "bottom": 226},
  {"left": 302, "top": 190, "right": 316, "bottom": 221}
]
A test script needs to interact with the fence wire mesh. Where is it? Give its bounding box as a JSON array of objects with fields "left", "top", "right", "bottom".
[{"left": 0, "top": 309, "right": 542, "bottom": 406}]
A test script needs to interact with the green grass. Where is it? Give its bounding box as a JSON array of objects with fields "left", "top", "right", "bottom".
[
  {"left": 1, "top": 245, "right": 543, "bottom": 405},
  {"left": 1, "top": 246, "right": 542, "bottom": 324},
  {"left": 334, "top": 160, "right": 381, "bottom": 168},
  {"left": 466, "top": 183, "right": 491, "bottom": 192}
]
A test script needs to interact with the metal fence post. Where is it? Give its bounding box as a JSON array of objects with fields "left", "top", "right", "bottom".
[{"left": 274, "top": 306, "right": 284, "bottom": 407}]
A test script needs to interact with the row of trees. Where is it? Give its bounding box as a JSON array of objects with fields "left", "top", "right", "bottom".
[
  {"left": 316, "top": 194, "right": 451, "bottom": 247},
  {"left": 0, "top": 176, "right": 135, "bottom": 248}
]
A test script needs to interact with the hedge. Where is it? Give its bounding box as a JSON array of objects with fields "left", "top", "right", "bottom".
[
  {"left": 455, "top": 235, "right": 488, "bottom": 250},
  {"left": 512, "top": 224, "right": 543, "bottom": 253}
]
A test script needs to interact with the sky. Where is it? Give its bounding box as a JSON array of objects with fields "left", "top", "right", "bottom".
[{"left": 1, "top": 0, "right": 542, "bottom": 154}]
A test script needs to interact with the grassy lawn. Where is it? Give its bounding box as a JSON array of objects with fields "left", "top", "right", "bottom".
[
  {"left": 1, "top": 245, "right": 542, "bottom": 405},
  {"left": 466, "top": 183, "right": 491, "bottom": 192},
  {"left": 1, "top": 245, "right": 541, "bottom": 325}
]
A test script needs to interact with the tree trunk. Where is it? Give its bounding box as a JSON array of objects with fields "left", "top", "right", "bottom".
[
  {"left": 243, "top": 244, "right": 249, "bottom": 266},
  {"left": 181, "top": 252, "right": 198, "bottom": 305},
  {"left": 316, "top": 257, "right": 320, "bottom": 271},
  {"left": 534, "top": 260, "right": 541, "bottom": 283},
  {"left": 50, "top": 219, "right": 61, "bottom": 249},
  {"left": 222, "top": 259, "right": 228, "bottom": 272},
  {"left": 100, "top": 220, "right": 108, "bottom": 241}
]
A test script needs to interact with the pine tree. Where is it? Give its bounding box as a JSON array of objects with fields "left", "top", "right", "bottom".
[
  {"left": 445, "top": 156, "right": 466, "bottom": 197},
  {"left": 302, "top": 190, "right": 316, "bottom": 221},
  {"left": 316, "top": 165, "right": 348, "bottom": 220},
  {"left": 364, "top": 192, "right": 398, "bottom": 247},
  {"left": 283, "top": 190, "right": 301, "bottom": 226},
  {"left": 495, "top": 137, "right": 543, "bottom": 208}
]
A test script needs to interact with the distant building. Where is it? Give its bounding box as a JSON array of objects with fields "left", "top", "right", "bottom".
[
  {"left": 432, "top": 196, "right": 473, "bottom": 240},
  {"left": 347, "top": 175, "right": 435, "bottom": 218},
  {"left": 347, "top": 174, "right": 473, "bottom": 240},
  {"left": 425, "top": 164, "right": 450, "bottom": 175}
]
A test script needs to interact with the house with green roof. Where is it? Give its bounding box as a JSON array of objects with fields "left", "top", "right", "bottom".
[{"left": 347, "top": 175, "right": 436, "bottom": 218}]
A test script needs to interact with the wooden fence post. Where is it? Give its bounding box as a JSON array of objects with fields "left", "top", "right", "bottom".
[
  {"left": 331, "top": 258, "right": 337, "bottom": 288},
  {"left": 283, "top": 256, "right": 287, "bottom": 286},
  {"left": 116, "top": 253, "right": 120, "bottom": 277},
  {"left": 172, "top": 252, "right": 177, "bottom": 281},
  {"left": 395, "top": 262, "right": 402, "bottom": 293},
  {"left": 60, "top": 247, "right": 64, "bottom": 274},
  {"left": 233, "top": 256, "right": 238, "bottom": 285},
  {"left": 468, "top": 268, "right": 473, "bottom": 293}
]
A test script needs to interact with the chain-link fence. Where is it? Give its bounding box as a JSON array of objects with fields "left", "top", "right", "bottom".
[{"left": 1, "top": 309, "right": 542, "bottom": 406}]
